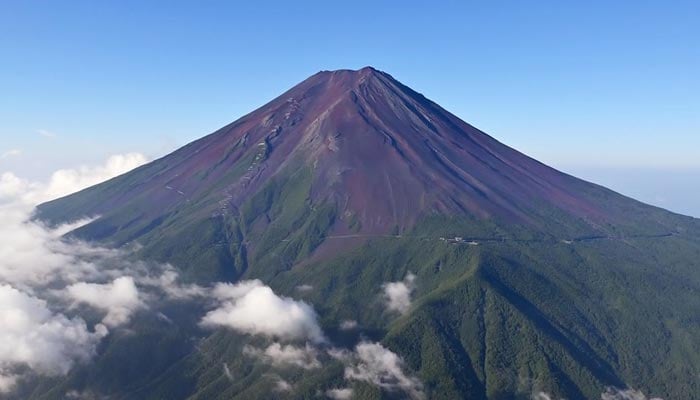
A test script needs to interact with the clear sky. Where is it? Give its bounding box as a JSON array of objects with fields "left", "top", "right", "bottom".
[{"left": 1, "top": 1, "right": 698, "bottom": 215}]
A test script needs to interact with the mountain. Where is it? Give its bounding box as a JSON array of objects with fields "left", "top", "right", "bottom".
[{"left": 30, "top": 67, "right": 700, "bottom": 399}]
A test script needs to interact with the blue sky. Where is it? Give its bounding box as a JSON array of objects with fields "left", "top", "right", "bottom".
[{"left": 1, "top": 1, "right": 698, "bottom": 215}]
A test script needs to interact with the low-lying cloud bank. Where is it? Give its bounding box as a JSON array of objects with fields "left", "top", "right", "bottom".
[
  {"left": 0, "top": 153, "right": 146, "bottom": 207},
  {"left": 0, "top": 153, "right": 331, "bottom": 392},
  {"left": 0, "top": 285, "right": 107, "bottom": 393},
  {"left": 0, "top": 154, "right": 149, "bottom": 392},
  {"left": 0, "top": 211, "right": 101, "bottom": 288}
]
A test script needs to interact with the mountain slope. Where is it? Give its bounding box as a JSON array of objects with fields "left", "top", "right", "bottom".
[
  {"left": 30, "top": 67, "right": 700, "bottom": 399},
  {"left": 37, "top": 67, "right": 696, "bottom": 282}
]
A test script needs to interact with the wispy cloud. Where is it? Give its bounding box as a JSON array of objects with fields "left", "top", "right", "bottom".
[
  {"left": 222, "top": 363, "right": 233, "bottom": 381},
  {"left": 343, "top": 342, "right": 424, "bottom": 399},
  {"left": 244, "top": 343, "right": 321, "bottom": 370},
  {"left": 534, "top": 387, "right": 664, "bottom": 400},
  {"left": 0, "top": 149, "right": 21, "bottom": 160},
  {"left": 532, "top": 392, "right": 560, "bottom": 400},
  {"left": 601, "top": 387, "right": 664, "bottom": 400},
  {"left": 339, "top": 320, "right": 358, "bottom": 330},
  {"left": 296, "top": 284, "right": 313, "bottom": 292},
  {"left": 273, "top": 377, "right": 292, "bottom": 392},
  {"left": 326, "top": 387, "right": 353, "bottom": 399},
  {"left": 37, "top": 129, "right": 57, "bottom": 138}
]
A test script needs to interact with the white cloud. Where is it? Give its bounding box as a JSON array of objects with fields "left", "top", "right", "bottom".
[
  {"left": 65, "top": 389, "right": 105, "bottom": 399},
  {"left": 0, "top": 208, "right": 99, "bottom": 287},
  {"left": 273, "top": 377, "right": 292, "bottom": 392},
  {"left": 0, "top": 285, "right": 107, "bottom": 392},
  {"left": 0, "top": 156, "right": 195, "bottom": 292},
  {"left": 339, "top": 320, "right": 358, "bottom": 330},
  {"left": 0, "top": 172, "right": 39, "bottom": 206},
  {"left": 0, "top": 153, "right": 155, "bottom": 394},
  {"left": 43, "top": 153, "right": 147, "bottom": 201},
  {"left": 37, "top": 129, "right": 57, "bottom": 138},
  {"left": 383, "top": 272, "right": 416, "bottom": 314},
  {"left": 201, "top": 280, "right": 325, "bottom": 343},
  {"left": 601, "top": 387, "right": 664, "bottom": 400},
  {"left": 532, "top": 392, "right": 556, "bottom": 400},
  {"left": 211, "top": 280, "right": 263, "bottom": 300},
  {"left": 326, "top": 388, "right": 354, "bottom": 399},
  {"left": 223, "top": 363, "right": 233, "bottom": 381},
  {"left": 0, "top": 373, "right": 18, "bottom": 394},
  {"left": 296, "top": 284, "right": 313, "bottom": 292},
  {"left": 532, "top": 392, "right": 570, "bottom": 400},
  {"left": 244, "top": 343, "right": 321, "bottom": 370},
  {"left": 0, "top": 149, "right": 21, "bottom": 160},
  {"left": 344, "top": 342, "right": 424, "bottom": 399},
  {"left": 66, "top": 277, "right": 144, "bottom": 327},
  {"left": 0, "top": 152, "right": 153, "bottom": 288},
  {"left": 139, "top": 268, "right": 207, "bottom": 300},
  {"left": 327, "top": 347, "right": 352, "bottom": 361},
  {"left": 0, "top": 153, "right": 147, "bottom": 205}
]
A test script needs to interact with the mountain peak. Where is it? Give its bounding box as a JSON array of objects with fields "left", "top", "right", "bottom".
[
  {"left": 318, "top": 65, "right": 381, "bottom": 76},
  {"left": 305, "top": 66, "right": 391, "bottom": 95}
]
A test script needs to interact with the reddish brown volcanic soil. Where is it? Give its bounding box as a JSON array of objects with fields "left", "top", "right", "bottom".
[
  {"left": 168, "top": 67, "right": 605, "bottom": 232},
  {"left": 42, "top": 67, "right": 657, "bottom": 239}
]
